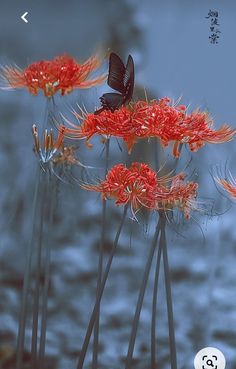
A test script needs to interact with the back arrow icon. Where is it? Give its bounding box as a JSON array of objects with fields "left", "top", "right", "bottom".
[{"left": 21, "top": 12, "right": 28, "bottom": 23}]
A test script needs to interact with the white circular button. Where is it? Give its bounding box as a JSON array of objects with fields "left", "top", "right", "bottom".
[{"left": 194, "top": 347, "right": 226, "bottom": 369}]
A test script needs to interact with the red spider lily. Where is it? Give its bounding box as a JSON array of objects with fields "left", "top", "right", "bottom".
[
  {"left": 62, "top": 98, "right": 185, "bottom": 150},
  {"left": 82, "top": 162, "right": 159, "bottom": 210},
  {"left": 168, "top": 110, "right": 236, "bottom": 158},
  {"left": 63, "top": 98, "right": 235, "bottom": 156},
  {"left": 32, "top": 124, "right": 65, "bottom": 163},
  {"left": 158, "top": 173, "right": 199, "bottom": 219},
  {"left": 1, "top": 54, "right": 106, "bottom": 97},
  {"left": 216, "top": 177, "right": 236, "bottom": 199},
  {"left": 82, "top": 162, "right": 198, "bottom": 218}
]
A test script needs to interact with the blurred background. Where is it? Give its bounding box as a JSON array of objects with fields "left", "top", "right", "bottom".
[{"left": 0, "top": 0, "right": 236, "bottom": 368}]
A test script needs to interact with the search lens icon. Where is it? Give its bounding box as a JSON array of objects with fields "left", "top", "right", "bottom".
[
  {"left": 194, "top": 347, "right": 226, "bottom": 369},
  {"left": 206, "top": 359, "right": 214, "bottom": 367}
]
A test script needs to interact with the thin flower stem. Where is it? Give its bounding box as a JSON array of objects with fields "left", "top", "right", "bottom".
[
  {"left": 161, "top": 214, "right": 177, "bottom": 369},
  {"left": 160, "top": 142, "right": 182, "bottom": 369},
  {"left": 125, "top": 217, "right": 161, "bottom": 369},
  {"left": 43, "top": 97, "right": 52, "bottom": 130},
  {"left": 38, "top": 173, "right": 55, "bottom": 368},
  {"left": 148, "top": 139, "right": 182, "bottom": 369},
  {"left": 154, "top": 138, "right": 161, "bottom": 171},
  {"left": 16, "top": 100, "right": 53, "bottom": 369},
  {"left": 150, "top": 138, "right": 163, "bottom": 369},
  {"left": 173, "top": 143, "right": 182, "bottom": 174},
  {"left": 31, "top": 171, "right": 47, "bottom": 369},
  {"left": 151, "top": 234, "right": 162, "bottom": 369},
  {"left": 152, "top": 139, "right": 164, "bottom": 369},
  {"left": 16, "top": 168, "right": 41, "bottom": 369},
  {"left": 92, "top": 139, "right": 110, "bottom": 369},
  {"left": 76, "top": 204, "right": 128, "bottom": 369}
]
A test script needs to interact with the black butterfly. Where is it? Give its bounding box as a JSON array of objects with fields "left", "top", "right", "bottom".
[{"left": 95, "top": 52, "right": 134, "bottom": 114}]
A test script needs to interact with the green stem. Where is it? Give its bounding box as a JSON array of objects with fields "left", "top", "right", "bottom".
[
  {"left": 161, "top": 214, "right": 177, "bottom": 369},
  {"left": 92, "top": 139, "right": 110, "bottom": 369},
  {"left": 31, "top": 171, "right": 47, "bottom": 369},
  {"left": 151, "top": 234, "right": 162, "bottom": 369},
  {"left": 76, "top": 205, "right": 128, "bottom": 369},
  {"left": 125, "top": 218, "right": 161, "bottom": 369},
  {"left": 38, "top": 174, "right": 55, "bottom": 368},
  {"left": 43, "top": 97, "right": 52, "bottom": 130},
  {"left": 153, "top": 139, "right": 181, "bottom": 369},
  {"left": 16, "top": 168, "right": 41, "bottom": 369}
]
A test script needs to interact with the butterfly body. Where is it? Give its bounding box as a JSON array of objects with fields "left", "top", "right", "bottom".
[{"left": 95, "top": 52, "right": 134, "bottom": 114}]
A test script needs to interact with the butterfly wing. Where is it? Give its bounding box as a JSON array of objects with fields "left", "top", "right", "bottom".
[
  {"left": 107, "top": 53, "right": 126, "bottom": 94},
  {"left": 123, "top": 55, "right": 135, "bottom": 104},
  {"left": 99, "top": 92, "right": 124, "bottom": 112},
  {"left": 95, "top": 53, "right": 135, "bottom": 114}
]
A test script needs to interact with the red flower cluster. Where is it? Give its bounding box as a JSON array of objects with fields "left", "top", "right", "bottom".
[
  {"left": 64, "top": 98, "right": 235, "bottom": 157},
  {"left": 1, "top": 54, "right": 106, "bottom": 97},
  {"left": 82, "top": 162, "right": 198, "bottom": 218},
  {"left": 170, "top": 109, "right": 235, "bottom": 158},
  {"left": 83, "top": 162, "right": 158, "bottom": 210}
]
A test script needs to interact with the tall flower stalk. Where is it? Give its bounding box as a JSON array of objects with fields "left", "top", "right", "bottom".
[
  {"left": 16, "top": 167, "right": 41, "bottom": 369},
  {"left": 150, "top": 220, "right": 162, "bottom": 369},
  {"left": 161, "top": 214, "right": 177, "bottom": 369},
  {"left": 16, "top": 124, "right": 65, "bottom": 369},
  {"left": 149, "top": 143, "right": 182, "bottom": 369},
  {"left": 125, "top": 169, "right": 198, "bottom": 369},
  {"left": 38, "top": 173, "right": 55, "bottom": 368},
  {"left": 125, "top": 217, "right": 162, "bottom": 369},
  {"left": 92, "top": 138, "right": 110, "bottom": 369},
  {"left": 30, "top": 170, "right": 47, "bottom": 369},
  {"left": 16, "top": 169, "right": 53, "bottom": 369},
  {"left": 77, "top": 205, "right": 128, "bottom": 369}
]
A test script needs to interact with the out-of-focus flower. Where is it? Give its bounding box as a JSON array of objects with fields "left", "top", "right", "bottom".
[
  {"left": 215, "top": 176, "right": 236, "bottom": 199},
  {"left": 63, "top": 98, "right": 235, "bottom": 156},
  {"left": 32, "top": 124, "right": 65, "bottom": 164},
  {"left": 52, "top": 145, "right": 79, "bottom": 166},
  {"left": 159, "top": 173, "right": 199, "bottom": 219},
  {"left": 82, "top": 162, "right": 198, "bottom": 218},
  {"left": 1, "top": 54, "right": 106, "bottom": 97}
]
